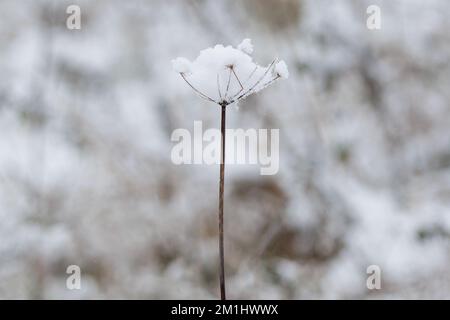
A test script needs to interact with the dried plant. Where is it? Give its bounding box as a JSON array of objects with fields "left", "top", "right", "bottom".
[{"left": 172, "top": 39, "right": 288, "bottom": 300}]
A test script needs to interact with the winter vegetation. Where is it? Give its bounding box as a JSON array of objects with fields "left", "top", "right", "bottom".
[
  {"left": 173, "top": 39, "right": 288, "bottom": 299},
  {"left": 0, "top": 0, "right": 450, "bottom": 299},
  {"left": 172, "top": 39, "right": 288, "bottom": 105}
]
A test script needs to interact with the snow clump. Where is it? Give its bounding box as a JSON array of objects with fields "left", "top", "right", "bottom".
[{"left": 172, "top": 39, "right": 288, "bottom": 104}]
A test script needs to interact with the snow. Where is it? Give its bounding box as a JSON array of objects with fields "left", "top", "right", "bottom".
[
  {"left": 172, "top": 57, "right": 192, "bottom": 74},
  {"left": 274, "top": 60, "right": 289, "bottom": 79},
  {"left": 237, "top": 38, "right": 254, "bottom": 55},
  {"left": 172, "top": 40, "right": 287, "bottom": 104}
]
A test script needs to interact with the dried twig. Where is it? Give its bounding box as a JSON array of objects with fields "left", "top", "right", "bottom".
[
  {"left": 218, "top": 102, "right": 227, "bottom": 300},
  {"left": 230, "top": 68, "right": 244, "bottom": 98},
  {"left": 224, "top": 67, "right": 233, "bottom": 100},
  {"left": 175, "top": 50, "right": 285, "bottom": 301},
  {"left": 229, "top": 59, "right": 278, "bottom": 103},
  {"left": 217, "top": 73, "right": 222, "bottom": 100},
  {"left": 181, "top": 73, "right": 217, "bottom": 103}
]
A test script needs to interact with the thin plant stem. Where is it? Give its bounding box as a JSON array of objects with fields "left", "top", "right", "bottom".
[
  {"left": 224, "top": 68, "right": 232, "bottom": 100},
  {"left": 230, "top": 68, "right": 244, "bottom": 99},
  {"left": 180, "top": 73, "right": 217, "bottom": 103},
  {"left": 217, "top": 73, "right": 222, "bottom": 100},
  {"left": 229, "top": 58, "right": 277, "bottom": 103},
  {"left": 218, "top": 102, "right": 227, "bottom": 300}
]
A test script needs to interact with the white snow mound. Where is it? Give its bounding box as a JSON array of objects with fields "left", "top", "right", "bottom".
[{"left": 173, "top": 39, "right": 288, "bottom": 104}]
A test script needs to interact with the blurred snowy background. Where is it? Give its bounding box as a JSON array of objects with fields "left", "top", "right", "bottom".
[{"left": 0, "top": 0, "right": 449, "bottom": 299}]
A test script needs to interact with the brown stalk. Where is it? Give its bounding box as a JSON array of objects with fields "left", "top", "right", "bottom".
[{"left": 218, "top": 101, "right": 227, "bottom": 300}]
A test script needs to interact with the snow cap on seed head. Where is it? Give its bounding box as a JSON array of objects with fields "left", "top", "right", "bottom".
[{"left": 173, "top": 39, "right": 288, "bottom": 104}]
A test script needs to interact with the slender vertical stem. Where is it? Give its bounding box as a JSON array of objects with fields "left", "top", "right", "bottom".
[{"left": 218, "top": 103, "right": 227, "bottom": 300}]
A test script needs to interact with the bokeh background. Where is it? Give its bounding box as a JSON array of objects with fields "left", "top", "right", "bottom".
[{"left": 0, "top": 0, "right": 449, "bottom": 299}]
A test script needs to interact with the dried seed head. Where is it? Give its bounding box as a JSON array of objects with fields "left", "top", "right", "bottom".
[{"left": 173, "top": 39, "right": 288, "bottom": 105}]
